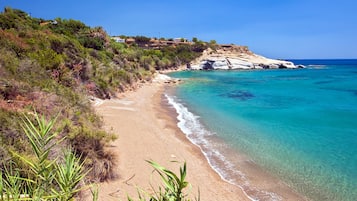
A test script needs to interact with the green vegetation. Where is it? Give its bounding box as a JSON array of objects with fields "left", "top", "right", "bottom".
[
  {"left": 129, "top": 161, "right": 199, "bottom": 201},
  {"left": 1, "top": 114, "right": 198, "bottom": 201},
  {"left": 1, "top": 113, "right": 89, "bottom": 200},
  {"left": 0, "top": 6, "right": 207, "bottom": 199}
]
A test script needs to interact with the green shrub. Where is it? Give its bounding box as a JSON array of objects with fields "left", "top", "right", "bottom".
[
  {"left": 1, "top": 113, "right": 90, "bottom": 200},
  {"left": 78, "top": 35, "right": 105, "bottom": 50},
  {"left": 0, "top": 30, "right": 29, "bottom": 58},
  {"left": 129, "top": 161, "right": 199, "bottom": 201},
  {"left": 134, "top": 36, "right": 151, "bottom": 44},
  {"left": 140, "top": 55, "right": 155, "bottom": 70},
  {"left": 110, "top": 41, "right": 126, "bottom": 54},
  {"left": 50, "top": 18, "right": 88, "bottom": 37},
  {"left": 0, "top": 48, "right": 19, "bottom": 75},
  {"left": 28, "top": 49, "right": 64, "bottom": 70},
  {"left": 0, "top": 7, "right": 38, "bottom": 30}
]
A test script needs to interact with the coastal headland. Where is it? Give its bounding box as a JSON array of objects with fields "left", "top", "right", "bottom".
[{"left": 188, "top": 45, "right": 302, "bottom": 70}]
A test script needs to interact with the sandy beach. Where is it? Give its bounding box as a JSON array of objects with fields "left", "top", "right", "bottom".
[
  {"left": 91, "top": 72, "right": 309, "bottom": 201},
  {"left": 93, "top": 75, "right": 251, "bottom": 201}
]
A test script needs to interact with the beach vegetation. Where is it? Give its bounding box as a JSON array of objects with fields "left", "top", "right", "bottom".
[
  {"left": 208, "top": 40, "right": 218, "bottom": 50},
  {"left": 128, "top": 161, "right": 199, "bottom": 201},
  {"left": 0, "top": 6, "right": 207, "bottom": 193},
  {"left": 0, "top": 113, "right": 91, "bottom": 200},
  {"left": 134, "top": 36, "right": 151, "bottom": 44}
]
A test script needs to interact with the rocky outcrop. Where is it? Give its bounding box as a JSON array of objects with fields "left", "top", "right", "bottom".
[{"left": 188, "top": 46, "right": 303, "bottom": 70}]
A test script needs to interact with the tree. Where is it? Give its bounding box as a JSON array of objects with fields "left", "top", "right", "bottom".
[
  {"left": 209, "top": 40, "right": 217, "bottom": 45},
  {"left": 208, "top": 40, "right": 218, "bottom": 50},
  {"left": 134, "top": 35, "right": 151, "bottom": 44}
]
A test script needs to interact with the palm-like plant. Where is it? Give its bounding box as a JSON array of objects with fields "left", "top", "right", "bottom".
[
  {"left": 0, "top": 112, "right": 89, "bottom": 200},
  {"left": 13, "top": 113, "right": 59, "bottom": 199},
  {"left": 147, "top": 160, "right": 189, "bottom": 201},
  {"left": 129, "top": 161, "right": 199, "bottom": 201},
  {"left": 53, "top": 150, "right": 87, "bottom": 200}
]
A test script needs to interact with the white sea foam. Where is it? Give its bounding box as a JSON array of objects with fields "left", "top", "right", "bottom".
[
  {"left": 165, "top": 94, "right": 281, "bottom": 201},
  {"left": 153, "top": 73, "right": 172, "bottom": 82},
  {"left": 307, "top": 64, "right": 327, "bottom": 69}
]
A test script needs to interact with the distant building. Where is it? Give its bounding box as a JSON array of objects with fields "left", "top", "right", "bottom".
[
  {"left": 112, "top": 36, "right": 125, "bottom": 43},
  {"left": 173, "top": 38, "right": 188, "bottom": 43},
  {"left": 39, "top": 20, "right": 57, "bottom": 26},
  {"left": 125, "top": 38, "right": 135, "bottom": 44}
]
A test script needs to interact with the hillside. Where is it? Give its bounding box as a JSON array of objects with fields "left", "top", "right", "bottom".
[{"left": 0, "top": 7, "right": 206, "bottom": 187}]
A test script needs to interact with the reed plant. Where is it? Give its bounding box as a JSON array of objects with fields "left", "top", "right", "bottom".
[
  {"left": 128, "top": 160, "right": 199, "bottom": 201},
  {"left": 0, "top": 112, "right": 90, "bottom": 200},
  {"left": 0, "top": 114, "right": 197, "bottom": 201}
]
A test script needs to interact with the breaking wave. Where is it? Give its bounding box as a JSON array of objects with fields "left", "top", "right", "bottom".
[{"left": 165, "top": 94, "right": 282, "bottom": 201}]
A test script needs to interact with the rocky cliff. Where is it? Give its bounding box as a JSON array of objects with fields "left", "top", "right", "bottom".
[{"left": 189, "top": 45, "right": 302, "bottom": 70}]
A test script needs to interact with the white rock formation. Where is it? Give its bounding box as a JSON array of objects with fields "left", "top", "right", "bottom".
[
  {"left": 212, "top": 58, "right": 230, "bottom": 70},
  {"left": 187, "top": 46, "right": 302, "bottom": 70},
  {"left": 227, "top": 58, "right": 254, "bottom": 69}
]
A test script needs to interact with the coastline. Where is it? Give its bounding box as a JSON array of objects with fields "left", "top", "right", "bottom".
[
  {"left": 162, "top": 78, "right": 308, "bottom": 201},
  {"left": 93, "top": 74, "right": 250, "bottom": 201}
]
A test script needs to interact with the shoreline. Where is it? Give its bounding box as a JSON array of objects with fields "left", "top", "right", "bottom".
[
  {"left": 93, "top": 75, "right": 250, "bottom": 201},
  {"left": 162, "top": 81, "right": 308, "bottom": 201},
  {"left": 92, "top": 72, "right": 308, "bottom": 201}
]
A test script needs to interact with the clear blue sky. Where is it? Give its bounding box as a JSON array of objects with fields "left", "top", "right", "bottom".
[{"left": 1, "top": 0, "right": 356, "bottom": 59}]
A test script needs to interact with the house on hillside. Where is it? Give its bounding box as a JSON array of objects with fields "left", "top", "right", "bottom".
[
  {"left": 125, "top": 38, "right": 135, "bottom": 44},
  {"left": 149, "top": 38, "right": 159, "bottom": 44},
  {"left": 39, "top": 20, "right": 57, "bottom": 26},
  {"left": 112, "top": 36, "right": 125, "bottom": 43},
  {"left": 173, "top": 38, "right": 188, "bottom": 43}
]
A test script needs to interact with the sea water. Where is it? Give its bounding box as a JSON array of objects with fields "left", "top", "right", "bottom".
[{"left": 167, "top": 60, "right": 357, "bottom": 201}]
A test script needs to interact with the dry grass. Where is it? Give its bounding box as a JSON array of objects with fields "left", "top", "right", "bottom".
[{"left": 70, "top": 134, "right": 118, "bottom": 182}]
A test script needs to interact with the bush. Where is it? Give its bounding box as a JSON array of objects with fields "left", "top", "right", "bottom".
[
  {"left": 0, "top": 48, "right": 19, "bottom": 75},
  {"left": 134, "top": 36, "right": 151, "bottom": 44},
  {"left": 110, "top": 41, "right": 126, "bottom": 54},
  {"left": 28, "top": 49, "right": 64, "bottom": 70},
  {"left": 69, "top": 131, "right": 117, "bottom": 182},
  {"left": 50, "top": 18, "right": 88, "bottom": 37},
  {"left": 140, "top": 55, "right": 155, "bottom": 70},
  {"left": 0, "top": 30, "right": 29, "bottom": 58},
  {"left": 78, "top": 35, "right": 105, "bottom": 50}
]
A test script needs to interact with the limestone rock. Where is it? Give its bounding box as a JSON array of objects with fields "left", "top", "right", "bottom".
[{"left": 188, "top": 45, "right": 298, "bottom": 70}]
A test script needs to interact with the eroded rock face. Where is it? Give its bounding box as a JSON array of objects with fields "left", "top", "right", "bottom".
[{"left": 189, "top": 46, "right": 300, "bottom": 70}]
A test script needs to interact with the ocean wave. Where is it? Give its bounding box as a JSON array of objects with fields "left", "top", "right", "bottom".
[
  {"left": 307, "top": 64, "right": 327, "bottom": 69},
  {"left": 165, "top": 94, "right": 282, "bottom": 201}
]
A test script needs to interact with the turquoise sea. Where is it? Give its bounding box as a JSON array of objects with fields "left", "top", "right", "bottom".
[{"left": 167, "top": 60, "right": 357, "bottom": 201}]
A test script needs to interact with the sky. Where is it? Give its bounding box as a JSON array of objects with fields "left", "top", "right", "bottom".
[{"left": 1, "top": 0, "right": 356, "bottom": 59}]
